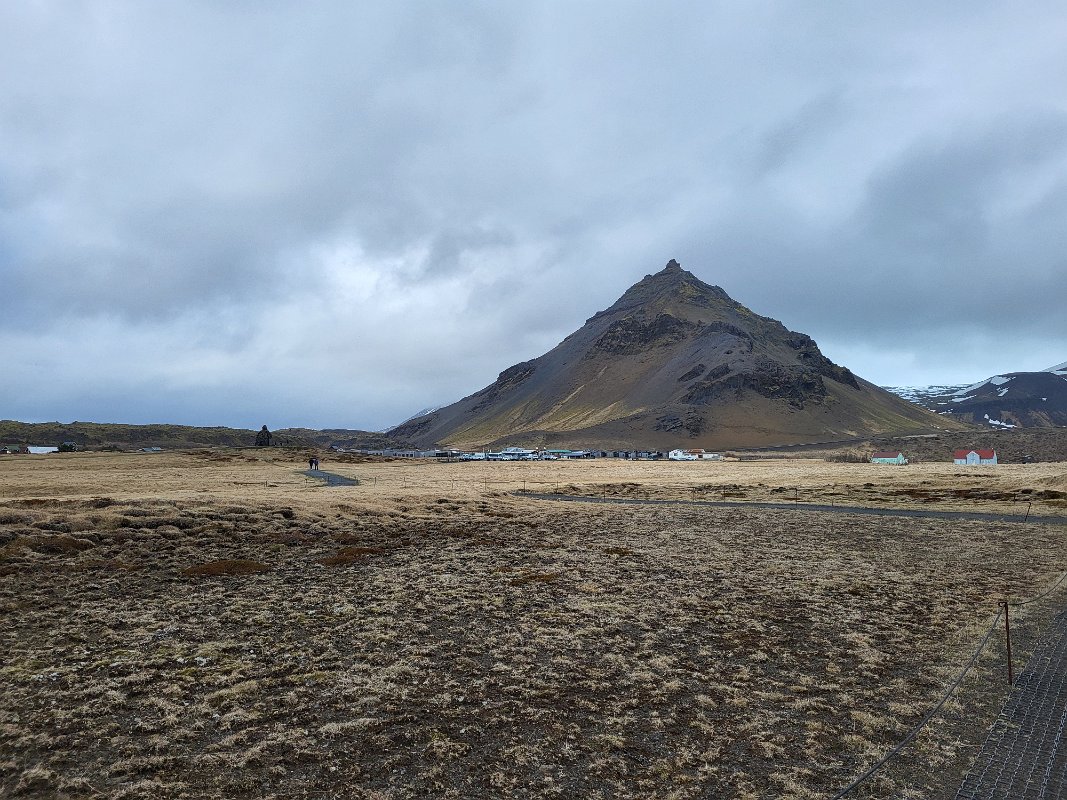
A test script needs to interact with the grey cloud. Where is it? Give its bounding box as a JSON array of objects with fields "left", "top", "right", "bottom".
[
  {"left": 2, "top": 2, "right": 1067, "bottom": 426},
  {"left": 860, "top": 113, "right": 1067, "bottom": 253},
  {"left": 753, "top": 91, "right": 850, "bottom": 177},
  {"left": 420, "top": 226, "right": 518, "bottom": 278}
]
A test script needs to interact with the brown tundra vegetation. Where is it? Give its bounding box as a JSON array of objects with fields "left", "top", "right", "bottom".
[{"left": 2, "top": 449, "right": 1067, "bottom": 798}]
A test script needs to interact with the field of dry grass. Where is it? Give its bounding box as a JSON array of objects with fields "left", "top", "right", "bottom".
[
  {"left": 2, "top": 450, "right": 1067, "bottom": 798},
  {"left": 3, "top": 450, "right": 1064, "bottom": 517}
]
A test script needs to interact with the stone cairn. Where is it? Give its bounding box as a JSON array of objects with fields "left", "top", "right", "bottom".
[{"left": 255, "top": 425, "right": 272, "bottom": 447}]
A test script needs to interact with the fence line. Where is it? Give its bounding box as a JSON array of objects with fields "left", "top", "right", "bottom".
[
  {"left": 226, "top": 469, "right": 1067, "bottom": 796},
  {"left": 280, "top": 472, "right": 1063, "bottom": 516},
  {"left": 831, "top": 609, "right": 1004, "bottom": 798},
  {"left": 270, "top": 473, "right": 1067, "bottom": 522},
  {"left": 1011, "top": 569, "right": 1067, "bottom": 608},
  {"left": 510, "top": 488, "right": 1067, "bottom": 794},
  {"left": 830, "top": 564, "right": 1067, "bottom": 797}
]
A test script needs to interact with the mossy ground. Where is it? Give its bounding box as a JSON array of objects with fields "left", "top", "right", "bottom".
[{"left": 2, "top": 452, "right": 1066, "bottom": 798}]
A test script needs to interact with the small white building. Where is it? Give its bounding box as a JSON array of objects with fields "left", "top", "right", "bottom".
[
  {"left": 870, "top": 450, "right": 908, "bottom": 465},
  {"left": 486, "top": 447, "right": 539, "bottom": 460},
  {"left": 953, "top": 449, "right": 998, "bottom": 465},
  {"left": 668, "top": 449, "right": 721, "bottom": 461}
]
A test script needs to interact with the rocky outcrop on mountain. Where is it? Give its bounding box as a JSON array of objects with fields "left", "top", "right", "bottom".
[
  {"left": 592, "top": 313, "right": 696, "bottom": 354},
  {"left": 391, "top": 260, "right": 957, "bottom": 449},
  {"left": 470, "top": 361, "right": 537, "bottom": 412}
]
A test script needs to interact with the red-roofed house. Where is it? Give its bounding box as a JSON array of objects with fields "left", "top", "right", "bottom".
[
  {"left": 953, "top": 449, "right": 997, "bottom": 465},
  {"left": 870, "top": 450, "right": 908, "bottom": 465}
]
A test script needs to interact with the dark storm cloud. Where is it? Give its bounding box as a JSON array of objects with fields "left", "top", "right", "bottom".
[
  {"left": 700, "top": 112, "right": 1067, "bottom": 344},
  {"left": 2, "top": 2, "right": 1067, "bottom": 427},
  {"left": 0, "top": 2, "right": 525, "bottom": 323}
]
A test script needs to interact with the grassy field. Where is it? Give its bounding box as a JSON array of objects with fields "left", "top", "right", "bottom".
[
  {"left": 3, "top": 450, "right": 1067, "bottom": 798},
  {"left": 2, "top": 449, "right": 1065, "bottom": 516}
]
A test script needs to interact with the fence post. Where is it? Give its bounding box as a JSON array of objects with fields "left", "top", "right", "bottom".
[{"left": 1001, "top": 600, "right": 1014, "bottom": 686}]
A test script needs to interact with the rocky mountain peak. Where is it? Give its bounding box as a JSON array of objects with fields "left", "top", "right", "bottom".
[
  {"left": 593, "top": 259, "right": 735, "bottom": 323},
  {"left": 390, "top": 258, "right": 951, "bottom": 449}
]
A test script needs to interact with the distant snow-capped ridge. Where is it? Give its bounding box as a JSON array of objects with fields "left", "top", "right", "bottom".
[
  {"left": 884, "top": 367, "right": 1067, "bottom": 428},
  {"left": 383, "top": 406, "right": 445, "bottom": 432},
  {"left": 884, "top": 384, "right": 967, "bottom": 404}
]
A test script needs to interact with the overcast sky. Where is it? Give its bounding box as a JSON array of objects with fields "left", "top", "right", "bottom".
[{"left": 3, "top": 2, "right": 1066, "bottom": 432}]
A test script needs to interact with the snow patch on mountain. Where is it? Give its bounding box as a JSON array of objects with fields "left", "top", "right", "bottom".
[
  {"left": 984, "top": 414, "right": 1016, "bottom": 428},
  {"left": 886, "top": 385, "right": 966, "bottom": 402},
  {"left": 384, "top": 405, "right": 445, "bottom": 432}
]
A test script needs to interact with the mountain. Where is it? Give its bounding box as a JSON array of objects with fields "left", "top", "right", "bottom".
[
  {"left": 886, "top": 363, "right": 1067, "bottom": 428},
  {"left": 388, "top": 407, "right": 445, "bottom": 431},
  {"left": 391, "top": 260, "right": 957, "bottom": 450}
]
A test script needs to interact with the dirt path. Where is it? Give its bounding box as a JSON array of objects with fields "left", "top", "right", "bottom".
[
  {"left": 520, "top": 492, "right": 1067, "bottom": 526},
  {"left": 303, "top": 468, "right": 359, "bottom": 486}
]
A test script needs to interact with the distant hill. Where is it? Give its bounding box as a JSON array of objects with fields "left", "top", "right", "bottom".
[
  {"left": 863, "top": 427, "right": 1067, "bottom": 463},
  {"left": 886, "top": 361, "right": 1067, "bottom": 428},
  {"left": 274, "top": 428, "right": 411, "bottom": 451},
  {"left": 390, "top": 259, "right": 961, "bottom": 450},
  {"left": 0, "top": 420, "right": 410, "bottom": 451}
]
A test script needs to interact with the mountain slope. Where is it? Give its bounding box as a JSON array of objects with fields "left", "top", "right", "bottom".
[
  {"left": 886, "top": 366, "right": 1067, "bottom": 428},
  {"left": 392, "top": 260, "right": 957, "bottom": 449}
]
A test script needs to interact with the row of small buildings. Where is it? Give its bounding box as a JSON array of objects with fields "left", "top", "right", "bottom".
[
  {"left": 360, "top": 445, "right": 1002, "bottom": 465},
  {"left": 350, "top": 446, "right": 721, "bottom": 461},
  {"left": 871, "top": 449, "right": 999, "bottom": 466},
  {"left": 1, "top": 444, "right": 71, "bottom": 454}
]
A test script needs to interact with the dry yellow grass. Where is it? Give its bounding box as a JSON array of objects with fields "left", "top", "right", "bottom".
[
  {"left": 1, "top": 450, "right": 1066, "bottom": 798},
  {"left": 2, "top": 449, "right": 1064, "bottom": 515}
]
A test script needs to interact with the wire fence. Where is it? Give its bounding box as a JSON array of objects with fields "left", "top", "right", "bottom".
[
  {"left": 229, "top": 465, "right": 1067, "bottom": 795},
  {"left": 832, "top": 608, "right": 1005, "bottom": 797},
  {"left": 830, "top": 568, "right": 1067, "bottom": 797},
  {"left": 250, "top": 468, "right": 1067, "bottom": 524},
  {"left": 424, "top": 479, "right": 1053, "bottom": 521}
]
